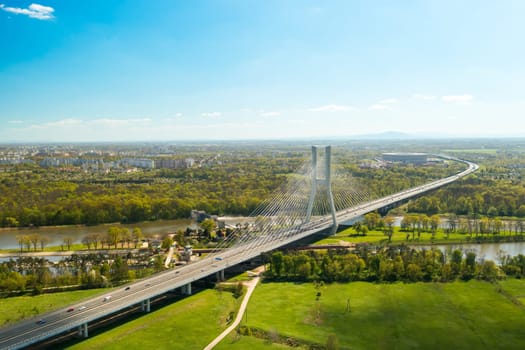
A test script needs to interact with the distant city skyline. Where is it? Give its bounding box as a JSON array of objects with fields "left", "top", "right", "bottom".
[{"left": 1, "top": 1, "right": 525, "bottom": 142}]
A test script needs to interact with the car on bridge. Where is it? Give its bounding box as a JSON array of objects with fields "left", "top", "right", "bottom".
[
  {"left": 36, "top": 319, "right": 46, "bottom": 325},
  {"left": 103, "top": 295, "right": 112, "bottom": 302}
]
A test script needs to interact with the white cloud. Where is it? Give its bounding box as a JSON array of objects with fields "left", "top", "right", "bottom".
[
  {"left": 88, "top": 119, "right": 130, "bottom": 126},
  {"left": 259, "top": 111, "right": 281, "bottom": 117},
  {"left": 368, "top": 104, "right": 391, "bottom": 110},
  {"left": 7, "top": 120, "right": 24, "bottom": 124},
  {"left": 378, "top": 98, "right": 398, "bottom": 104},
  {"left": 413, "top": 93, "right": 437, "bottom": 101},
  {"left": 45, "top": 118, "right": 83, "bottom": 127},
  {"left": 0, "top": 3, "right": 55, "bottom": 20},
  {"left": 201, "top": 112, "right": 222, "bottom": 117},
  {"left": 175, "top": 113, "right": 183, "bottom": 117},
  {"left": 309, "top": 104, "right": 356, "bottom": 112},
  {"left": 441, "top": 94, "right": 474, "bottom": 104}
]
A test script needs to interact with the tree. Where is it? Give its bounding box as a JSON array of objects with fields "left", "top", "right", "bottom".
[
  {"left": 200, "top": 218, "right": 216, "bottom": 237},
  {"left": 24, "top": 236, "right": 31, "bottom": 251},
  {"left": 82, "top": 235, "right": 93, "bottom": 250},
  {"left": 111, "top": 256, "right": 129, "bottom": 282},
  {"left": 132, "top": 227, "right": 144, "bottom": 248},
  {"left": 517, "top": 205, "right": 525, "bottom": 218},
  {"left": 478, "top": 260, "right": 498, "bottom": 281},
  {"left": 16, "top": 235, "right": 29, "bottom": 252},
  {"left": 451, "top": 249, "right": 462, "bottom": 276},
  {"left": 383, "top": 216, "right": 395, "bottom": 242},
  {"left": 429, "top": 215, "right": 440, "bottom": 238},
  {"left": 107, "top": 226, "right": 121, "bottom": 249},
  {"left": 406, "top": 263, "right": 422, "bottom": 282},
  {"left": 161, "top": 235, "right": 174, "bottom": 250},
  {"left": 63, "top": 236, "right": 73, "bottom": 250},
  {"left": 39, "top": 236, "right": 50, "bottom": 251},
  {"left": 271, "top": 251, "right": 284, "bottom": 277},
  {"left": 493, "top": 218, "right": 502, "bottom": 235},
  {"left": 92, "top": 233, "right": 101, "bottom": 249},
  {"left": 364, "top": 212, "right": 380, "bottom": 230},
  {"left": 487, "top": 206, "right": 498, "bottom": 218},
  {"left": 121, "top": 228, "right": 131, "bottom": 248}
]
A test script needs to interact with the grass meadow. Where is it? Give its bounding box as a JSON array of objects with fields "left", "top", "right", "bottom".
[
  {"left": 217, "top": 279, "right": 525, "bottom": 350},
  {"left": 0, "top": 289, "right": 104, "bottom": 326},
  {"left": 66, "top": 288, "right": 240, "bottom": 350},
  {"left": 315, "top": 227, "right": 498, "bottom": 246}
]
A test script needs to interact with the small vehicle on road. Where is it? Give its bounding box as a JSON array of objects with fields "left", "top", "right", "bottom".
[
  {"left": 36, "top": 319, "right": 46, "bottom": 325},
  {"left": 78, "top": 306, "right": 86, "bottom": 311},
  {"left": 124, "top": 286, "right": 131, "bottom": 291},
  {"left": 67, "top": 307, "right": 74, "bottom": 312},
  {"left": 214, "top": 257, "right": 223, "bottom": 261},
  {"left": 103, "top": 295, "right": 112, "bottom": 302}
]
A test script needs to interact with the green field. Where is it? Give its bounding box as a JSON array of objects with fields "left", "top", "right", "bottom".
[
  {"left": 315, "top": 227, "right": 474, "bottom": 246},
  {"left": 66, "top": 289, "right": 240, "bottom": 350},
  {"left": 0, "top": 289, "right": 105, "bottom": 326},
  {"left": 215, "top": 335, "right": 294, "bottom": 349},
  {"left": 442, "top": 149, "right": 499, "bottom": 155},
  {"left": 217, "top": 280, "right": 525, "bottom": 350}
]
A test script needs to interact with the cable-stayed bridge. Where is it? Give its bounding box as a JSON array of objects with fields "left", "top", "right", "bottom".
[{"left": 0, "top": 147, "right": 478, "bottom": 350}]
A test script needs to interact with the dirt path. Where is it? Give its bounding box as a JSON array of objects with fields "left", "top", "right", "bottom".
[{"left": 203, "top": 269, "right": 263, "bottom": 350}]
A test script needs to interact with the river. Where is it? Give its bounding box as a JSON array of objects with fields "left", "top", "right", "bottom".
[
  {"left": 412, "top": 242, "right": 525, "bottom": 262},
  {"left": 0, "top": 219, "right": 193, "bottom": 250}
]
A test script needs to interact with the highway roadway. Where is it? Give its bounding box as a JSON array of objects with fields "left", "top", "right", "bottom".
[{"left": 0, "top": 156, "right": 478, "bottom": 350}]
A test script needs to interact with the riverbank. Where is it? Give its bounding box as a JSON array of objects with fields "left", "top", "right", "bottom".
[
  {"left": 0, "top": 219, "right": 192, "bottom": 250},
  {"left": 0, "top": 248, "right": 141, "bottom": 259}
]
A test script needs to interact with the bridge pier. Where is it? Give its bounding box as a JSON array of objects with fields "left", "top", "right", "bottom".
[
  {"left": 77, "top": 323, "right": 88, "bottom": 338},
  {"left": 216, "top": 269, "right": 225, "bottom": 282},
  {"left": 141, "top": 298, "right": 151, "bottom": 312},
  {"left": 181, "top": 282, "right": 192, "bottom": 295}
]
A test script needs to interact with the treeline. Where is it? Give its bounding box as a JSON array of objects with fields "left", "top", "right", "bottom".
[
  {"left": 0, "top": 253, "right": 164, "bottom": 295},
  {"left": 14, "top": 226, "right": 146, "bottom": 252},
  {"left": 0, "top": 153, "right": 463, "bottom": 228},
  {"left": 265, "top": 248, "right": 525, "bottom": 283},
  {"left": 409, "top": 175, "right": 525, "bottom": 217}
]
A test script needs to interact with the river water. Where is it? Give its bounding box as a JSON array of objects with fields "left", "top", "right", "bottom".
[
  {"left": 0, "top": 219, "right": 193, "bottom": 250},
  {"left": 412, "top": 242, "right": 525, "bottom": 262}
]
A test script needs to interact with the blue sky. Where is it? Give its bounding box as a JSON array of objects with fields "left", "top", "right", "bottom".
[{"left": 1, "top": 0, "right": 525, "bottom": 142}]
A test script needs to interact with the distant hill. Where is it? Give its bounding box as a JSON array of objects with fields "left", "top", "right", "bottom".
[{"left": 353, "top": 131, "right": 415, "bottom": 139}]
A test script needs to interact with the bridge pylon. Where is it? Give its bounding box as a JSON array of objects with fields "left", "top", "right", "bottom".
[{"left": 305, "top": 145, "right": 338, "bottom": 234}]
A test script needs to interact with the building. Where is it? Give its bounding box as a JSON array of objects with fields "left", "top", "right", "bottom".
[
  {"left": 156, "top": 158, "right": 195, "bottom": 169},
  {"left": 382, "top": 152, "right": 428, "bottom": 164},
  {"left": 121, "top": 158, "right": 155, "bottom": 169}
]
